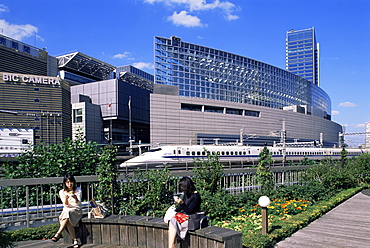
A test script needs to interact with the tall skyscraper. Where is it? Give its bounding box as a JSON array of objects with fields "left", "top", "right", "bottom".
[
  {"left": 366, "top": 122, "right": 370, "bottom": 148},
  {"left": 286, "top": 27, "right": 319, "bottom": 86}
]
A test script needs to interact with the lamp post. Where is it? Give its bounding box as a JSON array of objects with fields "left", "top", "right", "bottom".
[{"left": 258, "top": 196, "right": 270, "bottom": 234}]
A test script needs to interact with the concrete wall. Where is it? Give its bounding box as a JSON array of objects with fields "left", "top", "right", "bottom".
[{"left": 150, "top": 93, "right": 342, "bottom": 147}]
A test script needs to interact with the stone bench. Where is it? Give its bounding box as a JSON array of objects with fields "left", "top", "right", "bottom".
[{"left": 63, "top": 215, "right": 242, "bottom": 248}]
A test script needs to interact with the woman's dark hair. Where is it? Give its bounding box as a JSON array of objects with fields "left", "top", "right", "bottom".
[
  {"left": 178, "top": 176, "right": 196, "bottom": 194},
  {"left": 62, "top": 174, "right": 77, "bottom": 192}
]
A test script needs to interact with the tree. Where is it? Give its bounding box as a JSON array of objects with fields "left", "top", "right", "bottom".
[
  {"left": 340, "top": 147, "right": 348, "bottom": 168},
  {"left": 95, "top": 145, "right": 118, "bottom": 214},
  {"left": 256, "top": 146, "right": 274, "bottom": 192},
  {"left": 2, "top": 130, "right": 99, "bottom": 179},
  {"left": 193, "top": 149, "right": 224, "bottom": 194}
]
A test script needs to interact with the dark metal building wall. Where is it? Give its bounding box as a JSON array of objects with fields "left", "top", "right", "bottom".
[{"left": 0, "top": 48, "right": 47, "bottom": 76}]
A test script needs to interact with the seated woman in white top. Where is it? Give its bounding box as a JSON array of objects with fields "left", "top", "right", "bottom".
[{"left": 51, "top": 174, "right": 82, "bottom": 248}]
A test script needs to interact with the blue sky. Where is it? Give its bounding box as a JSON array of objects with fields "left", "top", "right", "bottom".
[{"left": 1, "top": 0, "right": 369, "bottom": 147}]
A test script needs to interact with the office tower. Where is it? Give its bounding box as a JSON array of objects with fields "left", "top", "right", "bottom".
[
  {"left": 155, "top": 36, "right": 329, "bottom": 115},
  {"left": 286, "top": 27, "right": 319, "bottom": 85},
  {"left": 366, "top": 122, "right": 370, "bottom": 148},
  {"left": 151, "top": 36, "right": 342, "bottom": 146}
]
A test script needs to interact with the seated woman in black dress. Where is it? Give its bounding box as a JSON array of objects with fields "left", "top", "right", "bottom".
[{"left": 168, "top": 176, "right": 201, "bottom": 248}]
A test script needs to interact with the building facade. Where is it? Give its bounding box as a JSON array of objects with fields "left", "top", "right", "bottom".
[
  {"left": 0, "top": 34, "right": 70, "bottom": 146},
  {"left": 0, "top": 72, "right": 71, "bottom": 145},
  {"left": 57, "top": 52, "right": 115, "bottom": 85},
  {"left": 152, "top": 36, "right": 341, "bottom": 147},
  {"left": 71, "top": 76, "right": 152, "bottom": 145},
  {"left": 286, "top": 27, "right": 319, "bottom": 85},
  {"left": 366, "top": 122, "right": 370, "bottom": 148},
  {"left": 150, "top": 85, "right": 342, "bottom": 147},
  {"left": 0, "top": 34, "right": 58, "bottom": 77},
  {"left": 155, "top": 36, "right": 328, "bottom": 117},
  {"left": 116, "top": 65, "right": 154, "bottom": 83}
]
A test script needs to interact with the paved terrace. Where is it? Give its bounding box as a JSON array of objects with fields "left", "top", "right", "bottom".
[
  {"left": 14, "top": 190, "right": 370, "bottom": 248},
  {"left": 275, "top": 190, "right": 370, "bottom": 247}
]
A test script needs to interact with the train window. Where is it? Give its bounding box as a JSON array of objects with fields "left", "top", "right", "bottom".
[
  {"left": 192, "top": 151, "right": 196, "bottom": 155},
  {"left": 239, "top": 151, "right": 242, "bottom": 155},
  {"left": 173, "top": 150, "right": 176, "bottom": 154},
  {"left": 212, "top": 151, "right": 216, "bottom": 155},
  {"left": 243, "top": 151, "right": 246, "bottom": 155},
  {"left": 197, "top": 151, "right": 201, "bottom": 155},
  {"left": 178, "top": 150, "right": 181, "bottom": 154},
  {"left": 217, "top": 151, "right": 220, "bottom": 155},
  {"left": 248, "top": 151, "right": 251, "bottom": 154},
  {"left": 202, "top": 151, "right": 206, "bottom": 155},
  {"left": 230, "top": 151, "right": 234, "bottom": 155},
  {"left": 221, "top": 151, "right": 225, "bottom": 155},
  {"left": 226, "top": 151, "right": 229, "bottom": 155},
  {"left": 148, "top": 148, "right": 162, "bottom": 152},
  {"left": 186, "top": 151, "right": 190, "bottom": 155}
]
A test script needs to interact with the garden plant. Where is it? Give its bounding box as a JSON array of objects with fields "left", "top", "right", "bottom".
[{"left": 1, "top": 141, "right": 370, "bottom": 248}]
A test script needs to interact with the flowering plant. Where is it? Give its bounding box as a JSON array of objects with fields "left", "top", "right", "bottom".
[{"left": 215, "top": 198, "right": 312, "bottom": 236}]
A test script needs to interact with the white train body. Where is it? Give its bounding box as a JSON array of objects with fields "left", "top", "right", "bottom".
[{"left": 120, "top": 145, "right": 369, "bottom": 168}]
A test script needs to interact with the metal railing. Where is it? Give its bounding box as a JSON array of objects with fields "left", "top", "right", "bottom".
[{"left": 0, "top": 166, "right": 306, "bottom": 229}]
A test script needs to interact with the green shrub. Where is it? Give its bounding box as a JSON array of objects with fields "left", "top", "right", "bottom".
[
  {"left": 347, "top": 153, "right": 370, "bottom": 184},
  {"left": 118, "top": 167, "right": 177, "bottom": 217},
  {"left": 273, "top": 183, "right": 337, "bottom": 203},
  {"left": 0, "top": 227, "right": 14, "bottom": 248},
  {"left": 301, "top": 162, "right": 356, "bottom": 190},
  {"left": 0, "top": 223, "right": 59, "bottom": 246}
]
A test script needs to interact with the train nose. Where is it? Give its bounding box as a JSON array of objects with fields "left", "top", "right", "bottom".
[{"left": 120, "top": 160, "right": 141, "bottom": 167}]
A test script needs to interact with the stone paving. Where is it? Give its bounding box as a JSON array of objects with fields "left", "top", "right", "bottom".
[{"left": 275, "top": 190, "right": 370, "bottom": 248}]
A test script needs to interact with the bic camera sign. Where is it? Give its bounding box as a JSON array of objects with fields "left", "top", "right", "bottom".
[{"left": 1, "top": 72, "right": 61, "bottom": 85}]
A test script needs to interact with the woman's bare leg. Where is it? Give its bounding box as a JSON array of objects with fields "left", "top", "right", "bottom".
[
  {"left": 56, "top": 218, "right": 68, "bottom": 235},
  {"left": 66, "top": 220, "right": 77, "bottom": 240},
  {"left": 168, "top": 222, "right": 177, "bottom": 248}
]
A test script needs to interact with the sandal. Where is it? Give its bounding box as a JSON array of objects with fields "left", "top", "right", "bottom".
[
  {"left": 73, "top": 239, "right": 79, "bottom": 248},
  {"left": 51, "top": 233, "right": 61, "bottom": 242}
]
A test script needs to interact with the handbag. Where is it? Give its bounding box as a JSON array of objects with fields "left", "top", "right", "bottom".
[
  {"left": 188, "top": 212, "right": 207, "bottom": 231},
  {"left": 164, "top": 205, "right": 177, "bottom": 223},
  {"left": 174, "top": 212, "right": 188, "bottom": 223},
  {"left": 89, "top": 199, "right": 108, "bottom": 219}
]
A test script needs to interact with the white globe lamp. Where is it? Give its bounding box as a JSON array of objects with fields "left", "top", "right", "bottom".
[
  {"left": 258, "top": 196, "right": 271, "bottom": 207},
  {"left": 258, "top": 196, "right": 270, "bottom": 234}
]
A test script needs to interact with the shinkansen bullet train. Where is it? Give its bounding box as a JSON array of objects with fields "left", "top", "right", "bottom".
[{"left": 120, "top": 145, "right": 370, "bottom": 168}]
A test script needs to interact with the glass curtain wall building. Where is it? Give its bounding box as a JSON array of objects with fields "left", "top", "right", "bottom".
[
  {"left": 155, "top": 36, "right": 330, "bottom": 116},
  {"left": 286, "top": 27, "right": 319, "bottom": 85}
]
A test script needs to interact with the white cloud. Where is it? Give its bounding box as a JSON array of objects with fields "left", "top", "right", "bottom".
[
  {"left": 225, "top": 14, "right": 239, "bottom": 20},
  {"left": 331, "top": 110, "right": 339, "bottom": 115},
  {"left": 354, "top": 124, "right": 365, "bottom": 129},
  {"left": 339, "top": 101, "right": 358, "bottom": 107},
  {"left": 133, "top": 62, "right": 154, "bottom": 70},
  {"left": 167, "top": 11, "right": 205, "bottom": 27},
  {"left": 0, "top": 19, "right": 39, "bottom": 41},
  {"left": 113, "top": 51, "right": 134, "bottom": 60},
  {"left": 0, "top": 4, "right": 9, "bottom": 13},
  {"left": 342, "top": 123, "right": 366, "bottom": 129},
  {"left": 145, "top": 0, "right": 240, "bottom": 26}
]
